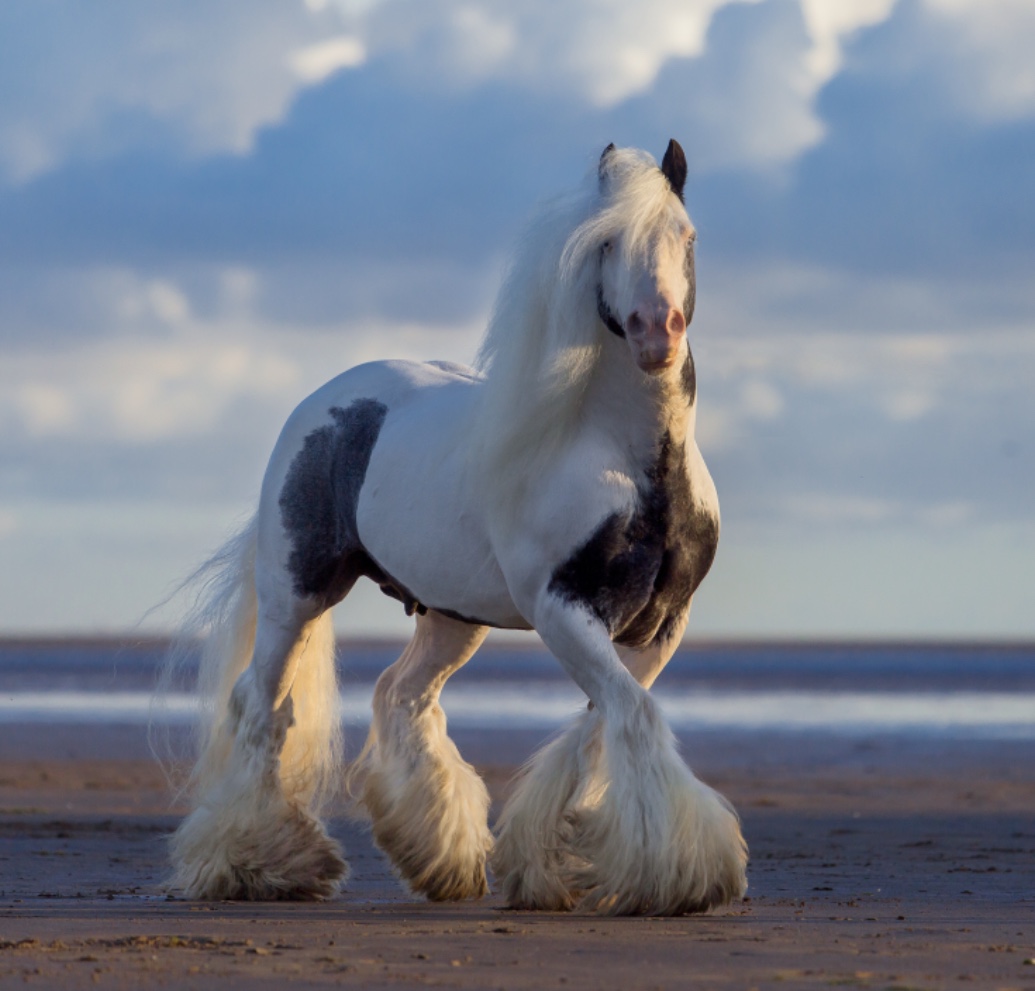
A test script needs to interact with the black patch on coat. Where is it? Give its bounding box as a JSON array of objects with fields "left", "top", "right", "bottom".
[
  {"left": 547, "top": 433, "right": 718, "bottom": 648},
  {"left": 278, "top": 399, "right": 390, "bottom": 602},
  {"left": 598, "top": 142, "right": 616, "bottom": 186},
  {"left": 596, "top": 282, "right": 626, "bottom": 339},
  {"left": 681, "top": 351, "right": 697, "bottom": 405},
  {"left": 661, "top": 139, "right": 687, "bottom": 202},
  {"left": 684, "top": 243, "right": 696, "bottom": 326}
]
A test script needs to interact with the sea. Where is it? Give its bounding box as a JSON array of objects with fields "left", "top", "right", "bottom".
[{"left": 1, "top": 638, "right": 1033, "bottom": 742}]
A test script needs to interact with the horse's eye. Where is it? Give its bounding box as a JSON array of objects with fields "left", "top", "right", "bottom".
[{"left": 601, "top": 241, "right": 613, "bottom": 255}]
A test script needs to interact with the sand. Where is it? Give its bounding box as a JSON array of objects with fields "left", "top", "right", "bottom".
[{"left": 1, "top": 723, "right": 1033, "bottom": 990}]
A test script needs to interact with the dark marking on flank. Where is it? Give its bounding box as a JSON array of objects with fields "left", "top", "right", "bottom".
[
  {"left": 596, "top": 282, "right": 626, "bottom": 339},
  {"left": 278, "top": 399, "right": 389, "bottom": 602},
  {"left": 661, "top": 139, "right": 687, "bottom": 202},
  {"left": 548, "top": 433, "right": 718, "bottom": 648}
]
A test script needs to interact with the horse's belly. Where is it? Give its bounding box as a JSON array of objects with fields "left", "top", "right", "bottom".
[{"left": 355, "top": 398, "right": 528, "bottom": 630}]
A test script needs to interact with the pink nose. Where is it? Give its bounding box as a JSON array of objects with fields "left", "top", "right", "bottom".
[{"left": 625, "top": 305, "right": 685, "bottom": 372}]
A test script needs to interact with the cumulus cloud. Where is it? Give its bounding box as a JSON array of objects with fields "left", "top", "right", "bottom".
[
  {"left": 0, "top": 332, "right": 298, "bottom": 443},
  {"left": 696, "top": 325, "right": 1035, "bottom": 527},
  {"left": 0, "top": 266, "right": 483, "bottom": 445},
  {"left": 923, "top": 0, "right": 1035, "bottom": 120},
  {"left": 288, "top": 35, "right": 366, "bottom": 83},
  {"left": 346, "top": 0, "right": 911, "bottom": 170},
  {"left": 0, "top": 1, "right": 332, "bottom": 181},
  {"left": 3, "top": 0, "right": 1033, "bottom": 187}
]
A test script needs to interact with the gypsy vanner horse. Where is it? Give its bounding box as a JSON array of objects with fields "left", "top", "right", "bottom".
[{"left": 165, "top": 140, "right": 748, "bottom": 916}]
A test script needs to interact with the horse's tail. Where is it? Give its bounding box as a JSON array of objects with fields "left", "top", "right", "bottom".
[
  {"left": 153, "top": 513, "right": 343, "bottom": 813},
  {"left": 152, "top": 515, "right": 260, "bottom": 799}
]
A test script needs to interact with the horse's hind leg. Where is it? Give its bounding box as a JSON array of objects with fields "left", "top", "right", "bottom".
[
  {"left": 352, "top": 611, "right": 491, "bottom": 901},
  {"left": 171, "top": 578, "right": 347, "bottom": 901}
]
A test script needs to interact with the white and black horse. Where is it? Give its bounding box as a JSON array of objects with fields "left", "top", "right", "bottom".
[{"left": 167, "top": 141, "right": 748, "bottom": 916}]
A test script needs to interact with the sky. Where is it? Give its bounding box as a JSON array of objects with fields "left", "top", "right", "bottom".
[{"left": 0, "top": 0, "right": 1033, "bottom": 640}]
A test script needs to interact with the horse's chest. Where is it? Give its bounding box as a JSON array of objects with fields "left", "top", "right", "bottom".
[{"left": 548, "top": 437, "right": 718, "bottom": 649}]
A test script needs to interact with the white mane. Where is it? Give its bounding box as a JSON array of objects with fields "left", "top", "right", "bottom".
[{"left": 470, "top": 146, "right": 681, "bottom": 527}]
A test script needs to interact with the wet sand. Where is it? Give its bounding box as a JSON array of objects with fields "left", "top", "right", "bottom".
[{"left": 1, "top": 723, "right": 1033, "bottom": 990}]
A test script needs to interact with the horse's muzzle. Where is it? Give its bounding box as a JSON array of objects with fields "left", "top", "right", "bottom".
[{"left": 626, "top": 306, "right": 686, "bottom": 373}]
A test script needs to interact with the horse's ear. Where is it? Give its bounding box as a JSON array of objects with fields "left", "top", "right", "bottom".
[
  {"left": 598, "top": 143, "right": 616, "bottom": 188},
  {"left": 661, "top": 139, "right": 687, "bottom": 202}
]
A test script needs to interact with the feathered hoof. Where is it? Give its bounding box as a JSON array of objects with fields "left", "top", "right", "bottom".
[
  {"left": 491, "top": 859, "right": 578, "bottom": 912},
  {"left": 170, "top": 802, "right": 348, "bottom": 901},
  {"left": 380, "top": 826, "right": 490, "bottom": 903},
  {"left": 363, "top": 755, "right": 492, "bottom": 902},
  {"left": 490, "top": 817, "right": 580, "bottom": 911},
  {"left": 570, "top": 852, "right": 747, "bottom": 916},
  {"left": 565, "top": 785, "right": 748, "bottom": 916}
]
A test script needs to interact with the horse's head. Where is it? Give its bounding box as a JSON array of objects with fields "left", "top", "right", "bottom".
[{"left": 594, "top": 140, "right": 696, "bottom": 376}]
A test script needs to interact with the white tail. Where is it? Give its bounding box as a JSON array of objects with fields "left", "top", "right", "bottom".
[{"left": 155, "top": 516, "right": 347, "bottom": 899}]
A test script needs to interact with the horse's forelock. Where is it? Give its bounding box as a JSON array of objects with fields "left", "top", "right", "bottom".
[{"left": 562, "top": 155, "right": 681, "bottom": 282}]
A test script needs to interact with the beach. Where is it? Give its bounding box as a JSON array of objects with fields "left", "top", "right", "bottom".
[
  {"left": 1, "top": 712, "right": 1034, "bottom": 991},
  {"left": 0, "top": 637, "right": 1030, "bottom": 985}
]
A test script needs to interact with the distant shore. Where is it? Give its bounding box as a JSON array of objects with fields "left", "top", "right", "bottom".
[{"left": 3, "top": 632, "right": 1035, "bottom": 649}]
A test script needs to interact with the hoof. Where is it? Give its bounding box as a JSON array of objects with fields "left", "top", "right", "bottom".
[
  {"left": 171, "top": 802, "right": 348, "bottom": 901},
  {"left": 362, "top": 731, "right": 492, "bottom": 902}
]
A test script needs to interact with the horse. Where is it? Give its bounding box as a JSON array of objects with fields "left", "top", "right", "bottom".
[{"left": 165, "top": 140, "right": 748, "bottom": 916}]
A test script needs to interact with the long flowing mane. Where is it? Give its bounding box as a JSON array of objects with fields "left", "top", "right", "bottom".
[{"left": 470, "top": 146, "right": 681, "bottom": 527}]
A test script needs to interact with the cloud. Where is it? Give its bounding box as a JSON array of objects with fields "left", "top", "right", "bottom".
[
  {"left": 696, "top": 327, "right": 1035, "bottom": 525},
  {"left": 0, "top": 0, "right": 333, "bottom": 181},
  {"left": 0, "top": 265, "right": 485, "bottom": 443},
  {"left": 923, "top": 0, "right": 1035, "bottom": 120},
  {"left": 0, "top": 0, "right": 931, "bottom": 191},
  {"left": 677, "top": 1, "right": 1035, "bottom": 288},
  {"left": 288, "top": 35, "right": 366, "bottom": 83},
  {"left": 4, "top": 0, "right": 1031, "bottom": 304}
]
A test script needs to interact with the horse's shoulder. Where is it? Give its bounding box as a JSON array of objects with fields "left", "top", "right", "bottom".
[{"left": 543, "top": 432, "right": 719, "bottom": 648}]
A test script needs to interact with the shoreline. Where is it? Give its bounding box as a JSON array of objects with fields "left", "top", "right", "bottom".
[{"left": 3, "top": 633, "right": 1035, "bottom": 651}]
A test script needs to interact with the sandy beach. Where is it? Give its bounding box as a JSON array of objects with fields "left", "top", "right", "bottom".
[{"left": 1, "top": 720, "right": 1033, "bottom": 991}]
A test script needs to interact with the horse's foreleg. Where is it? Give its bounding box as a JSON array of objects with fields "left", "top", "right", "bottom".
[
  {"left": 502, "top": 594, "right": 747, "bottom": 915},
  {"left": 490, "top": 705, "right": 603, "bottom": 910},
  {"left": 491, "top": 613, "right": 689, "bottom": 911},
  {"left": 170, "top": 587, "right": 347, "bottom": 901},
  {"left": 352, "top": 611, "right": 492, "bottom": 901}
]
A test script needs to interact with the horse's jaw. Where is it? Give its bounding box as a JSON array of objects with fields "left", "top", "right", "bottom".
[{"left": 634, "top": 351, "right": 681, "bottom": 375}]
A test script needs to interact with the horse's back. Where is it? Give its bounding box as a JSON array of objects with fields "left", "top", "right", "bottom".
[{"left": 265, "top": 359, "right": 476, "bottom": 478}]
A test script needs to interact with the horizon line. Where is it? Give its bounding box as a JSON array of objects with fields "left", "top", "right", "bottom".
[{"left": 1, "top": 633, "right": 1033, "bottom": 651}]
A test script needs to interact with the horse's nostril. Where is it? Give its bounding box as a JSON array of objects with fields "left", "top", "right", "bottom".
[{"left": 667, "top": 308, "right": 686, "bottom": 336}]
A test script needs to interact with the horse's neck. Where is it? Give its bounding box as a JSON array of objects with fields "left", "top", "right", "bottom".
[{"left": 582, "top": 340, "right": 695, "bottom": 462}]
